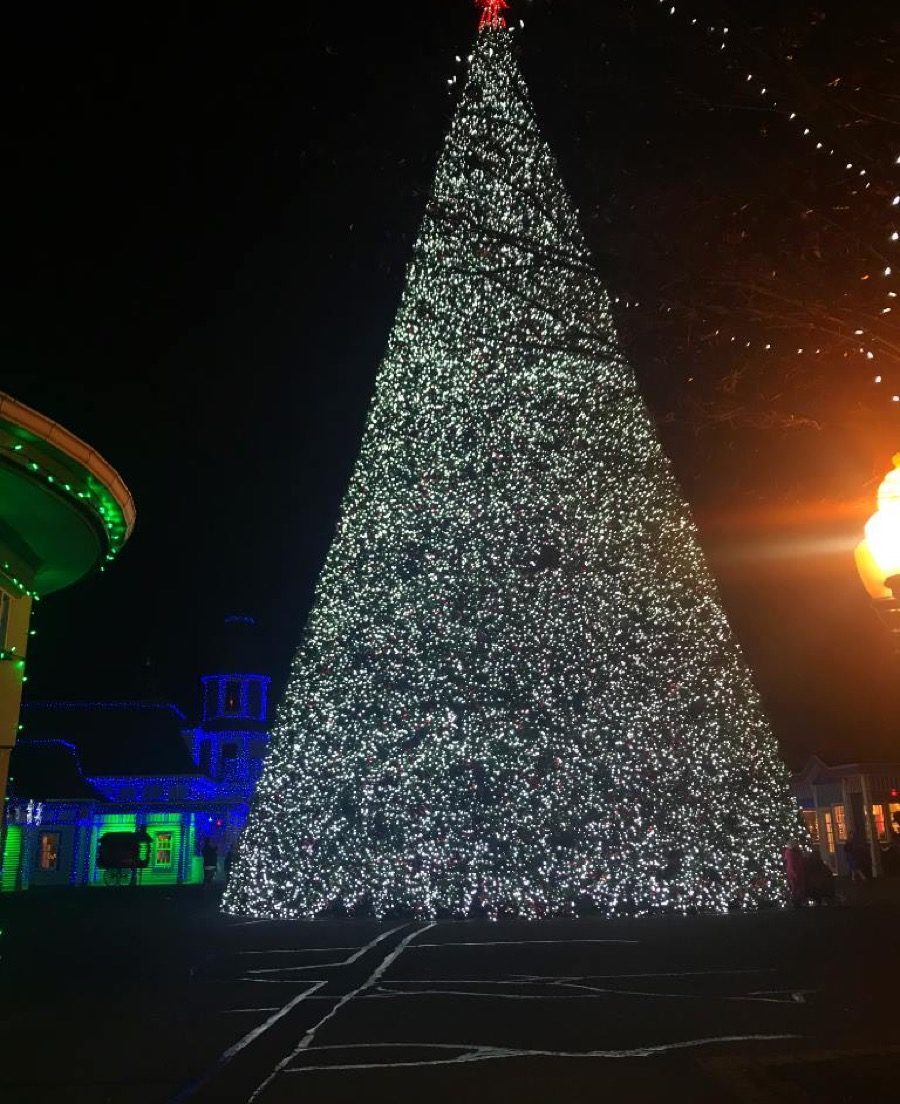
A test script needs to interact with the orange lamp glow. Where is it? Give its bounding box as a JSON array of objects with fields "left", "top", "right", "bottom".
[{"left": 855, "top": 454, "right": 900, "bottom": 600}]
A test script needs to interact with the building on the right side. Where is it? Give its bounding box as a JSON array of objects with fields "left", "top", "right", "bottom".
[{"left": 791, "top": 756, "right": 900, "bottom": 879}]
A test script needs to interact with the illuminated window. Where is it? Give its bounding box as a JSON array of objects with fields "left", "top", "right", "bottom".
[
  {"left": 154, "top": 832, "right": 173, "bottom": 867},
  {"left": 871, "top": 805, "right": 886, "bottom": 841},
  {"left": 39, "top": 832, "right": 60, "bottom": 871},
  {"left": 801, "top": 810, "right": 819, "bottom": 843},
  {"left": 823, "top": 811, "right": 835, "bottom": 853},
  {"left": 833, "top": 805, "right": 847, "bottom": 842},
  {"left": 889, "top": 803, "right": 900, "bottom": 837},
  {"left": 224, "top": 680, "right": 241, "bottom": 714}
]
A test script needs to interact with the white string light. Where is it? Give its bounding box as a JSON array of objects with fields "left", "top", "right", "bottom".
[{"left": 653, "top": 0, "right": 897, "bottom": 408}]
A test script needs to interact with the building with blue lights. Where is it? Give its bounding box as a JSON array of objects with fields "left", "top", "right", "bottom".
[{"left": 0, "top": 616, "right": 271, "bottom": 892}]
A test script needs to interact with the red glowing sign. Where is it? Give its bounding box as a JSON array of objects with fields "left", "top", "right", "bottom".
[{"left": 477, "top": 0, "right": 510, "bottom": 31}]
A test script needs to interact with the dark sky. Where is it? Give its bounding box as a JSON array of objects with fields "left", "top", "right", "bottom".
[{"left": 8, "top": 0, "right": 899, "bottom": 766}]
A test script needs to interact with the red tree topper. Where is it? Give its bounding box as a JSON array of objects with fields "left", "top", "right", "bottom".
[{"left": 477, "top": 0, "right": 510, "bottom": 32}]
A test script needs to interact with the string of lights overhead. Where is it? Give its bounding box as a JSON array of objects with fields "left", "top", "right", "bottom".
[{"left": 651, "top": 0, "right": 898, "bottom": 407}]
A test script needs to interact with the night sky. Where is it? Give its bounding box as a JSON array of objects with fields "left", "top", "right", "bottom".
[{"left": 8, "top": 1, "right": 898, "bottom": 766}]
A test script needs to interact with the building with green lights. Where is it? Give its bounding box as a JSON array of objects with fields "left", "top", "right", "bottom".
[
  {"left": 0, "top": 391, "right": 135, "bottom": 832},
  {"left": 1, "top": 617, "right": 271, "bottom": 891},
  {"left": 2, "top": 731, "right": 205, "bottom": 891}
]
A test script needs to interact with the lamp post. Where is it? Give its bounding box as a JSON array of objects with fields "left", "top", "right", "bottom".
[
  {"left": 854, "top": 454, "right": 900, "bottom": 651},
  {"left": 852, "top": 455, "right": 899, "bottom": 880}
]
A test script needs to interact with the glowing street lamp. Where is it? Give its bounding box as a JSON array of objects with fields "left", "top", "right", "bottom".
[{"left": 854, "top": 454, "right": 900, "bottom": 647}]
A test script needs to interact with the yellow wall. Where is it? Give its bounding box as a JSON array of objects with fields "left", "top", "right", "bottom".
[{"left": 0, "top": 591, "right": 32, "bottom": 820}]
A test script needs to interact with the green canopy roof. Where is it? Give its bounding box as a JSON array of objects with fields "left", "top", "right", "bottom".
[{"left": 0, "top": 392, "right": 135, "bottom": 596}]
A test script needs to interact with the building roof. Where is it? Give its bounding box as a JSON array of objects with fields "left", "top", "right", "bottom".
[
  {"left": 20, "top": 701, "right": 201, "bottom": 777},
  {"left": 7, "top": 739, "right": 105, "bottom": 801},
  {"left": 792, "top": 754, "right": 900, "bottom": 787}
]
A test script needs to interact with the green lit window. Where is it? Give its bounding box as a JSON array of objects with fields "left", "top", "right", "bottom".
[
  {"left": 39, "top": 832, "right": 60, "bottom": 871},
  {"left": 154, "top": 832, "right": 173, "bottom": 868}
]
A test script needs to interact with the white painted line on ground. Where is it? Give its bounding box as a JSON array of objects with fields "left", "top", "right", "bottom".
[
  {"left": 367, "top": 973, "right": 800, "bottom": 1004},
  {"left": 170, "top": 926, "right": 410, "bottom": 1101},
  {"left": 248, "top": 922, "right": 434, "bottom": 1102},
  {"left": 245, "top": 964, "right": 346, "bottom": 975},
  {"left": 238, "top": 977, "right": 324, "bottom": 984},
  {"left": 737, "top": 989, "right": 817, "bottom": 1004},
  {"left": 167, "top": 982, "right": 326, "bottom": 1103},
  {"left": 366, "top": 987, "right": 613, "bottom": 1000},
  {"left": 284, "top": 1034, "right": 803, "bottom": 1073},
  {"left": 412, "top": 937, "right": 640, "bottom": 948},
  {"left": 382, "top": 970, "right": 769, "bottom": 985},
  {"left": 513, "top": 969, "right": 770, "bottom": 981},
  {"left": 380, "top": 977, "right": 567, "bottom": 986},
  {"left": 292, "top": 1055, "right": 487, "bottom": 1072},
  {"left": 236, "top": 947, "right": 357, "bottom": 956},
  {"left": 216, "top": 986, "right": 326, "bottom": 1062},
  {"left": 244, "top": 924, "right": 408, "bottom": 974},
  {"left": 292, "top": 1042, "right": 480, "bottom": 1051},
  {"left": 551, "top": 980, "right": 770, "bottom": 1002}
]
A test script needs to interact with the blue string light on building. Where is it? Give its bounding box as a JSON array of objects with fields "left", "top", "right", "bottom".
[{"left": 0, "top": 616, "right": 270, "bottom": 891}]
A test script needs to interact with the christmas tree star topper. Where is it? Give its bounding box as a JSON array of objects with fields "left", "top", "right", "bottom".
[{"left": 477, "top": 0, "right": 510, "bottom": 32}]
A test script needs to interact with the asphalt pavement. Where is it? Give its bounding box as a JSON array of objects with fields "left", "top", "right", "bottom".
[{"left": 1, "top": 887, "right": 898, "bottom": 1103}]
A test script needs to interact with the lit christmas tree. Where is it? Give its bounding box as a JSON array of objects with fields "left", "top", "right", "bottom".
[{"left": 225, "top": 4, "right": 799, "bottom": 920}]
